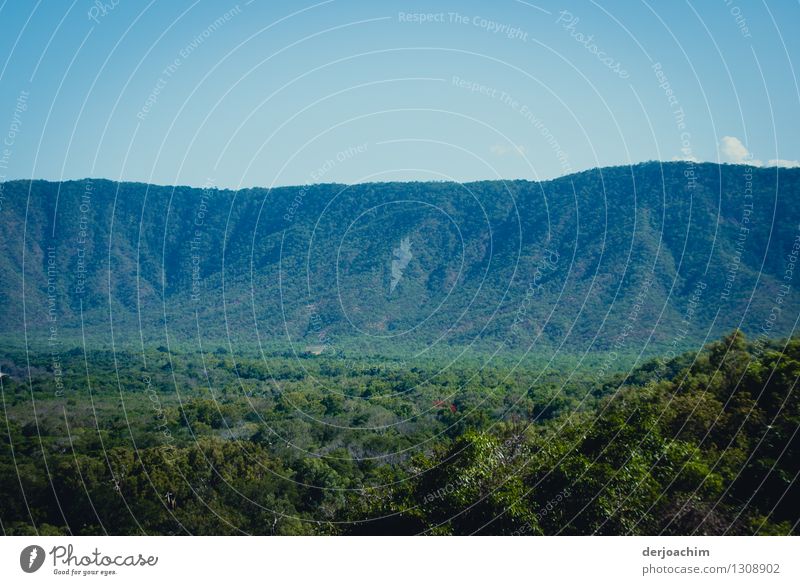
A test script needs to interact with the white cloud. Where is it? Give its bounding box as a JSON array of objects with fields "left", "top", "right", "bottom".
[
  {"left": 719, "top": 136, "right": 760, "bottom": 165},
  {"left": 672, "top": 154, "right": 699, "bottom": 163},
  {"left": 490, "top": 143, "right": 526, "bottom": 157},
  {"left": 767, "top": 159, "right": 800, "bottom": 168},
  {"left": 717, "top": 136, "right": 800, "bottom": 168}
]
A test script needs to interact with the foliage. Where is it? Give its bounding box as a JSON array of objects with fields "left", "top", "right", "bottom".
[{"left": 0, "top": 332, "right": 797, "bottom": 535}]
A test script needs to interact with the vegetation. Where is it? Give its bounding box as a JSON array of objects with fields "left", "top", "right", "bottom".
[
  {"left": 1, "top": 331, "right": 797, "bottom": 535},
  {"left": 1, "top": 162, "right": 799, "bottom": 355},
  {"left": 2, "top": 163, "right": 798, "bottom": 534}
]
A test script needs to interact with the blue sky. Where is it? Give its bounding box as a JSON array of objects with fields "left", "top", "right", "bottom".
[{"left": 0, "top": 0, "right": 798, "bottom": 188}]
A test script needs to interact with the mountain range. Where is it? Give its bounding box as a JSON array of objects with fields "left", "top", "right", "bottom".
[{"left": 1, "top": 161, "right": 798, "bottom": 359}]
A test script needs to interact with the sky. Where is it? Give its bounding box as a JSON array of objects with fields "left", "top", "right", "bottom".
[{"left": 0, "top": 0, "right": 798, "bottom": 189}]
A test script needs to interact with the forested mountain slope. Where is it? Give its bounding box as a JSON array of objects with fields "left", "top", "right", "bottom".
[{"left": 1, "top": 162, "right": 798, "bottom": 356}]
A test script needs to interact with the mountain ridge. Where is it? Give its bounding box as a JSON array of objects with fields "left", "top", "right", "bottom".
[
  {"left": 2, "top": 159, "right": 787, "bottom": 192},
  {"left": 1, "top": 161, "right": 798, "bottom": 359}
]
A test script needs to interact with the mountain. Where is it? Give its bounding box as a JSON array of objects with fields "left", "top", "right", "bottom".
[{"left": 1, "top": 161, "right": 799, "bottom": 357}]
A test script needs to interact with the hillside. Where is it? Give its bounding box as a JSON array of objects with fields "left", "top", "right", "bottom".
[{"left": 1, "top": 161, "right": 799, "bottom": 357}]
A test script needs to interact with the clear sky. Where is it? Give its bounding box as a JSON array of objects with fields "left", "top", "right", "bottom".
[{"left": 0, "top": 0, "right": 798, "bottom": 189}]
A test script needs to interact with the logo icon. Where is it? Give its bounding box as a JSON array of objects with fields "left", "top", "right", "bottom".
[{"left": 20, "top": 545, "right": 46, "bottom": 573}]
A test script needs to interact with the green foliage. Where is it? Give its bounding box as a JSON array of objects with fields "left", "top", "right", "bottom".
[
  {"left": 2, "top": 163, "right": 799, "bottom": 357},
  {"left": 0, "top": 332, "right": 797, "bottom": 534},
  {"left": 346, "top": 332, "right": 799, "bottom": 535}
]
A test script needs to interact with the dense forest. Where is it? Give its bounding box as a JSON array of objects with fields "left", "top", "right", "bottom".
[
  {"left": 1, "top": 162, "right": 799, "bottom": 356},
  {"left": 2, "top": 163, "right": 798, "bottom": 535},
  {"left": 1, "top": 331, "right": 797, "bottom": 535}
]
